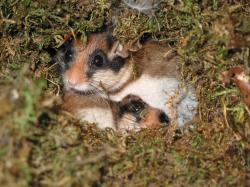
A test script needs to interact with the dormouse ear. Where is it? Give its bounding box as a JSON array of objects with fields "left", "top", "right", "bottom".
[
  {"left": 128, "top": 40, "right": 142, "bottom": 52},
  {"left": 58, "top": 32, "right": 83, "bottom": 53},
  {"left": 108, "top": 41, "right": 129, "bottom": 60},
  {"left": 108, "top": 41, "right": 129, "bottom": 59},
  {"left": 64, "top": 31, "right": 82, "bottom": 41},
  {"left": 128, "top": 32, "right": 151, "bottom": 52},
  {"left": 57, "top": 36, "right": 73, "bottom": 54}
]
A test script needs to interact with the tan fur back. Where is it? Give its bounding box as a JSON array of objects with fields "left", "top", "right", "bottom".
[
  {"left": 61, "top": 90, "right": 111, "bottom": 115},
  {"left": 132, "top": 41, "right": 180, "bottom": 78}
]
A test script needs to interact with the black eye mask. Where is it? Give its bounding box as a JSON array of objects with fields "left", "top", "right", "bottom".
[
  {"left": 139, "top": 32, "right": 151, "bottom": 44},
  {"left": 126, "top": 100, "right": 145, "bottom": 115},
  {"left": 109, "top": 56, "right": 126, "bottom": 72},
  {"left": 87, "top": 49, "right": 127, "bottom": 77},
  {"left": 119, "top": 97, "right": 170, "bottom": 125},
  {"left": 119, "top": 99, "right": 146, "bottom": 121},
  {"left": 57, "top": 37, "right": 75, "bottom": 70}
]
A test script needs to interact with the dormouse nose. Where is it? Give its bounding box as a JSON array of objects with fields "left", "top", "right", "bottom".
[
  {"left": 65, "top": 68, "right": 84, "bottom": 86},
  {"left": 159, "top": 112, "right": 169, "bottom": 124},
  {"left": 68, "top": 79, "right": 78, "bottom": 86}
]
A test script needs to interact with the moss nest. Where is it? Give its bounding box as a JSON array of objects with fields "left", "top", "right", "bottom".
[{"left": 0, "top": 0, "right": 249, "bottom": 186}]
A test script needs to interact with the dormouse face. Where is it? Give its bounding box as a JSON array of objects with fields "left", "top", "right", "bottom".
[
  {"left": 56, "top": 33, "right": 131, "bottom": 94},
  {"left": 118, "top": 95, "right": 169, "bottom": 131}
]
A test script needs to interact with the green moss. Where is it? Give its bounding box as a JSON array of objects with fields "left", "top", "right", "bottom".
[{"left": 0, "top": 0, "right": 249, "bottom": 186}]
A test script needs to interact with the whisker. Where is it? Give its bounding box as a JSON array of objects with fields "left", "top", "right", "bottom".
[
  {"left": 89, "top": 83, "right": 110, "bottom": 105},
  {"left": 91, "top": 77, "right": 114, "bottom": 87},
  {"left": 122, "top": 115, "right": 137, "bottom": 124},
  {"left": 92, "top": 81, "right": 111, "bottom": 91},
  {"left": 91, "top": 82, "right": 110, "bottom": 97},
  {"left": 90, "top": 82, "right": 106, "bottom": 96}
]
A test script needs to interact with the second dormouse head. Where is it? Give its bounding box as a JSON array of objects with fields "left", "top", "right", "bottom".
[{"left": 56, "top": 32, "right": 133, "bottom": 94}]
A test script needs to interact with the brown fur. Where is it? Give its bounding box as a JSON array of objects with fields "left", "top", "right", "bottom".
[
  {"left": 64, "top": 32, "right": 180, "bottom": 90},
  {"left": 61, "top": 90, "right": 111, "bottom": 115},
  {"left": 65, "top": 33, "right": 111, "bottom": 85},
  {"left": 140, "top": 108, "right": 162, "bottom": 128},
  {"left": 106, "top": 40, "right": 180, "bottom": 95},
  {"left": 60, "top": 33, "right": 180, "bottom": 129},
  {"left": 62, "top": 91, "right": 168, "bottom": 130},
  {"left": 64, "top": 53, "right": 88, "bottom": 85},
  {"left": 131, "top": 41, "right": 180, "bottom": 78}
]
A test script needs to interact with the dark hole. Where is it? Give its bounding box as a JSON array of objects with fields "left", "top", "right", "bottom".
[
  {"left": 226, "top": 48, "right": 241, "bottom": 58},
  {"left": 45, "top": 45, "right": 57, "bottom": 57},
  {"left": 38, "top": 112, "right": 51, "bottom": 128},
  {"left": 139, "top": 32, "right": 151, "bottom": 44}
]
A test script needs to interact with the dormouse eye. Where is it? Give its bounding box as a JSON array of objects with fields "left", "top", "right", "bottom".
[
  {"left": 128, "top": 101, "right": 144, "bottom": 114},
  {"left": 65, "top": 48, "right": 73, "bottom": 63},
  {"left": 92, "top": 54, "right": 104, "bottom": 67}
]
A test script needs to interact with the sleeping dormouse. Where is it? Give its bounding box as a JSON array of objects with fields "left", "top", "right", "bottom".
[{"left": 62, "top": 92, "right": 169, "bottom": 131}]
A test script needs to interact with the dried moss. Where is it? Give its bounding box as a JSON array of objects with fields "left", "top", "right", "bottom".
[{"left": 0, "top": 0, "right": 249, "bottom": 186}]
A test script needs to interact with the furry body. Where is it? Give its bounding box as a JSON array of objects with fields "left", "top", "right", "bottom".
[{"left": 56, "top": 33, "right": 198, "bottom": 127}]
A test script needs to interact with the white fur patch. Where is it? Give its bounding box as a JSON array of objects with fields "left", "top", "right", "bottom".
[
  {"left": 176, "top": 87, "right": 198, "bottom": 126},
  {"left": 63, "top": 77, "right": 92, "bottom": 92},
  {"left": 63, "top": 64, "right": 132, "bottom": 94},
  {"left": 77, "top": 107, "right": 114, "bottom": 129},
  {"left": 109, "top": 75, "right": 198, "bottom": 127},
  {"left": 92, "top": 64, "right": 132, "bottom": 92}
]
